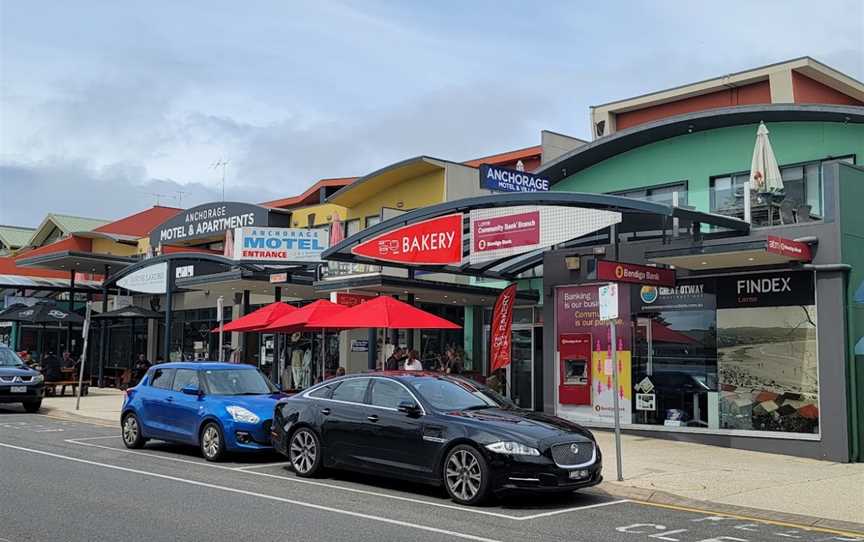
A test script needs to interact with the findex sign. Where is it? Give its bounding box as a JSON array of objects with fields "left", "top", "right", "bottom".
[
  {"left": 351, "top": 214, "right": 463, "bottom": 265},
  {"left": 479, "top": 164, "right": 550, "bottom": 193},
  {"left": 597, "top": 260, "right": 675, "bottom": 287},
  {"left": 150, "top": 202, "right": 273, "bottom": 246}
]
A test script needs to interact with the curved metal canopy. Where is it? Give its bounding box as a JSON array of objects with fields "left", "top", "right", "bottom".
[{"left": 322, "top": 192, "right": 749, "bottom": 279}]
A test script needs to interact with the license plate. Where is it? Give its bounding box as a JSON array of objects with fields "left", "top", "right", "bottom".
[{"left": 10, "top": 386, "right": 27, "bottom": 393}]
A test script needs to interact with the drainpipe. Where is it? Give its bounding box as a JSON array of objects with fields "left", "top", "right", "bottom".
[{"left": 801, "top": 262, "right": 858, "bottom": 461}]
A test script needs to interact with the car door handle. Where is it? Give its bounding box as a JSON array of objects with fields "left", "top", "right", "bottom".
[
  {"left": 166, "top": 396, "right": 173, "bottom": 402},
  {"left": 320, "top": 408, "right": 331, "bottom": 416},
  {"left": 367, "top": 415, "right": 379, "bottom": 422}
]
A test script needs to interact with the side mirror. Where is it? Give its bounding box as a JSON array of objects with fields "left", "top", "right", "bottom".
[
  {"left": 397, "top": 400, "right": 421, "bottom": 416},
  {"left": 181, "top": 385, "right": 202, "bottom": 396}
]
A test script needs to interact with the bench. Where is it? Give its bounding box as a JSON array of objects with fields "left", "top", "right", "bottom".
[{"left": 45, "top": 380, "right": 89, "bottom": 397}]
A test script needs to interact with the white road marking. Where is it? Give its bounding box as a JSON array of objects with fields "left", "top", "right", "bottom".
[
  {"left": 231, "top": 462, "right": 293, "bottom": 471},
  {"left": 66, "top": 435, "right": 120, "bottom": 441},
  {"left": 516, "top": 499, "right": 631, "bottom": 520},
  {"left": 0, "top": 441, "right": 501, "bottom": 542},
  {"left": 65, "top": 437, "right": 629, "bottom": 521}
]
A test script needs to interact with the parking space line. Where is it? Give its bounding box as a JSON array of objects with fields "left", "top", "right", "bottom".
[
  {"left": 68, "top": 435, "right": 121, "bottom": 441},
  {"left": 629, "top": 500, "right": 864, "bottom": 538},
  {"left": 231, "top": 462, "right": 293, "bottom": 471},
  {"left": 516, "top": 499, "right": 630, "bottom": 520},
  {"left": 0, "top": 441, "right": 501, "bottom": 542},
  {"left": 65, "top": 437, "right": 610, "bottom": 521}
]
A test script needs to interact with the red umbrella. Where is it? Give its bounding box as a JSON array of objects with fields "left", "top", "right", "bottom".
[
  {"left": 314, "top": 296, "right": 461, "bottom": 330},
  {"left": 211, "top": 302, "right": 298, "bottom": 333},
  {"left": 264, "top": 299, "right": 347, "bottom": 332}
]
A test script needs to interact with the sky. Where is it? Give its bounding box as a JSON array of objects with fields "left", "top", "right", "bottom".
[{"left": 1, "top": 0, "right": 862, "bottom": 227}]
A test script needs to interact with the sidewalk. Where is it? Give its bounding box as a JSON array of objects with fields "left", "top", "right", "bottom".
[{"left": 43, "top": 390, "right": 864, "bottom": 529}]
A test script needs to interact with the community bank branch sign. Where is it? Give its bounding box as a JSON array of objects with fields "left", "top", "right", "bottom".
[{"left": 150, "top": 202, "right": 272, "bottom": 246}]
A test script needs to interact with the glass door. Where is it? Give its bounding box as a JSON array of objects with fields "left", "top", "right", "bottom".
[{"left": 508, "top": 327, "right": 534, "bottom": 409}]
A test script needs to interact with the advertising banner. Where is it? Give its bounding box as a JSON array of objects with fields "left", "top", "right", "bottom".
[
  {"left": 766, "top": 236, "right": 812, "bottom": 261},
  {"left": 469, "top": 205, "right": 621, "bottom": 264},
  {"left": 117, "top": 262, "right": 168, "bottom": 294},
  {"left": 233, "top": 227, "right": 328, "bottom": 263},
  {"left": 556, "top": 285, "right": 632, "bottom": 424},
  {"left": 351, "top": 214, "right": 463, "bottom": 265},
  {"left": 489, "top": 284, "right": 518, "bottom": 371},
  {"left": 596, "top": 260, "right": 675, "bottom": 287},
  {"left": 479, "top": 164, "right": 550, "bottom": 193}
]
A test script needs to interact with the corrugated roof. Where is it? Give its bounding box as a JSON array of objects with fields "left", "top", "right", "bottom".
[
  {"left": 0, "top": 226, "right": 36, "bottom": 248},
  {"left": 261, "top": 177, "right": 357, "bottom": 209},
  {"left": 462, "top": 145, "right": 542, "bottom": 167},
  {"left": 49, "top": 213, "right": 110, "bottom": 234},
  {"left": 94, "top": 206, "right": 182, "bottom": 237}
]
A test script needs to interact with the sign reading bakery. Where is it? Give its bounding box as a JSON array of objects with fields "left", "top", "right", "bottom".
[
  {"left": 150, "top": 202, "right": 281, "bottom": 246},
  {"left": 351, "top": 214, "right": 463, "bottom": 265},
  {"left": 596, "top": 260, "right": 675, "bottom": 287},
  {"left": 766, "top": 236, "right": 812, "bottom": 261}
]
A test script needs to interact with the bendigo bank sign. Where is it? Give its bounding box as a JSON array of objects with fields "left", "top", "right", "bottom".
[
  {"left": 351, "top": 214, "right": 463, "bottom": 265},
  {"left": 597, "top": 260, "right": 675, "bottom": 287}
]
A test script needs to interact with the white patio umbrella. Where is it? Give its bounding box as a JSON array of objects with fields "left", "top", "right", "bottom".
[{"left": 749, "top": 121, "right": 784, "bottom": 193}]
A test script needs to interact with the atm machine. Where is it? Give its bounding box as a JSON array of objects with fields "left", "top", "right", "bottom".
[{"left": 558, "top": 333, "right": 592, "bottom": 405}]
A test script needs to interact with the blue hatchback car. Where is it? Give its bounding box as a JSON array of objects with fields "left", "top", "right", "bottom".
[{"left": 121, "top": 362, "right": 285, "bottom": 461}]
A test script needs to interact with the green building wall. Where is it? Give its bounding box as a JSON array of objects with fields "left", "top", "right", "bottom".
[{"left": 553, "top": 121, "right": 864, "bottom": 212}]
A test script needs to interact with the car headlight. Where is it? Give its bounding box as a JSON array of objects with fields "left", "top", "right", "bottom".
[
  {"left": 485, "top": 441, "right": 540, "bottom": 456},
  {"left": 226, "top": 406, "right": 260, "bottom": 424},
  {"left": 31, "top": 374, "right": 44, "bottom": 384}
]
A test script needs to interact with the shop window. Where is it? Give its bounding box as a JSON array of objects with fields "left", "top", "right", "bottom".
[
  {"left": 709, "top": 156, "right": 853, "bottom": 220},
  {"left": 612, "top": 182, "right": 688, "bottom": 206},
  {"left": 345, "top": 219, "right": 361, "bottom": 237},
  {"left": 366, "top": 215, "right": 381, "bottom": 228}
]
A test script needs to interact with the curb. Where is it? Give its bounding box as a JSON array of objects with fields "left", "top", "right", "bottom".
[
  {"left": 40, "top": 406, "right": 118, "bottom": 427},
  {"left": 593, "top": 482, "right": 864, "bottom": 535}
]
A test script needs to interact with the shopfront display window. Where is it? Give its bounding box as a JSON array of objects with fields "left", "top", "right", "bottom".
[{"left": 555, "top": 270, "right": 819, "bottom": 437}]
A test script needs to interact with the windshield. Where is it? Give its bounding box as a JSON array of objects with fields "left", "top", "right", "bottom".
[
  {"left": 202, "top": 369, "right": 275, "bottom": 396},
  {"left": 0, "top": 347, "right": 25, "bottom": 367},
  {"left": 410, "top": 376, "right": 513, "bottom": 411}
]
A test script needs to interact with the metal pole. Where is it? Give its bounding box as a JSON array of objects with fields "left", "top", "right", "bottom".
[
  {"left": 98, "top": 265, "right": 109, "bottom": 387},
  {"left": 67, "top": 270, "right": 75, "bottom": 354},
  {"left": 217, "top": 296, "right": 225, "bottom": 362},
  {"left": 75, "top": 303, "right": 92, "bottom": 410},
  {"left": 610, "top": 318, "right": 623, "bottom": 482},
  {"left": 163, "top": 261, "right": 175, "bottom": 361}
]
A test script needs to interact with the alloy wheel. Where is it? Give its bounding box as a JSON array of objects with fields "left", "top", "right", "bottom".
[
  {"left": 202, "top": 425, "right": 221, "bottom": 459},
  {"left": 445, "top": 449, "right": 482, "bottom": 502},
  {"left": 122, "top": 416, "right": 138, "bottom": 445},
  {"left": 289, "top": 430, "right": 317, "bottom": 474}
]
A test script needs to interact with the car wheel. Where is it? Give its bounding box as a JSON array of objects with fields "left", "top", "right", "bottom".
[
  {"left": 443, "top": 445, "right": 490, "bottom": 505},
  {"left": 22, "top": 400, "right": 42, "bottom": 413},
  {"left": 121, "top": 413, "right": 147, "bottom": 449},
  {"left": 289, "top": 427, "right": 323, "bottom": 477},
  {"left": 200, "top": 422, "right": 226, "bottom": 462}
]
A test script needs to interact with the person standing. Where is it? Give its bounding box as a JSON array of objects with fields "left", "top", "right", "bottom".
[
  {"left": 61, "top": 351, "right": 76, "bottom": 368},
  {"left": 385, "top": 347, "right": 403, "bottom": 371},
  {"left": 403, "top": 350, "right": 423, "bottom": 371}
]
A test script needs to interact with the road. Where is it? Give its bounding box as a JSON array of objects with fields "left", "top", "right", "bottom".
[{"left": 0, "top": 408, "right": 861, "bottom": 542}]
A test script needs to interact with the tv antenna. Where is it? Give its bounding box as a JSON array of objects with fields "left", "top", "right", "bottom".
[
  {"left": 211, "top": 159, "right": 230, "bottom": 201},
  {"left": 142, "top": 190, "right": 172, "bottom": 206},
  {"left": 175, "top": 189, "right": 188, "bottom": 207}
]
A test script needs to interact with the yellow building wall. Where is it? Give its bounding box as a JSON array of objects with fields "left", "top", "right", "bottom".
[
  {"left": 288, "top": 204, "right": 347, "bottom": 228},
  {"left": 91, "top": 238, "right": 139, "bottom": 256},
  {"left": 137, "top": 237, "right": 150, "bottom": 255},
  {"left": 344, "top": 170, "right": 445, "bottom": 226}
]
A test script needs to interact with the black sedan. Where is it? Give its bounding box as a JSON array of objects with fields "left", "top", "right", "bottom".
[
  {"left": 271, "top": 372, "right": 602, "bottom": 505},
  {"left": 0, "top": 345, "right": 44, "bottom": 412}
]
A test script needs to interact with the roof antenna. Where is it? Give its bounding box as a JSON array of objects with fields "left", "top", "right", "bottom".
[
  {"left": 175, "top": 189, "right": 188, "bottom": 208},
  {"left": 211, "top": 159, "right": 230, "bottom": 201}
]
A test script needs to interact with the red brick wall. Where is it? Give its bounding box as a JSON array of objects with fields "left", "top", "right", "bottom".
[
  {"left": 792, "top": 72, "right": 862, "bottom": 106},
  {"left": 615, "top": 80, "right": 772, "bottom": 130}
]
